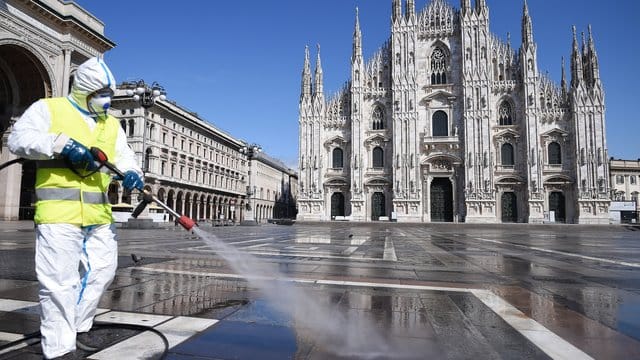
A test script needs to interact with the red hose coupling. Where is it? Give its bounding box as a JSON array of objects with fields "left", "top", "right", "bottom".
[{"left": 178, "top": 215, "right": 196, "bottom": 231}]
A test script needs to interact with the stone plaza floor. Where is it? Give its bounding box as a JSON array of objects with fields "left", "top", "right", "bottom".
[{"left": 0, "top": 221, "right": 639, "bottom": 359}]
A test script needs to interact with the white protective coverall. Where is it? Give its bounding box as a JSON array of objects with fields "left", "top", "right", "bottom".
[{"left": 8, "top": 57, "right": 141, "bottom": 359}]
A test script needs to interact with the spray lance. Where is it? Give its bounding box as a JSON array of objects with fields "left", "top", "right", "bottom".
[{"left": 89, "top": 147, "right": 197, "bottom": 231}]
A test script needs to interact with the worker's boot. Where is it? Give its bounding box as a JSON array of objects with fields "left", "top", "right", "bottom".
[{"left": 76, "top": 332, "right": 100, "bottom": 352}]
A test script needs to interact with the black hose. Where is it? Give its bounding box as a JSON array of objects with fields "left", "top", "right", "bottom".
[
  {"left": 0, "top": 322, "right": 170, "bottom": 359},
  {"left": 0, "top": 158, "right": 27, "bottom": 172}
]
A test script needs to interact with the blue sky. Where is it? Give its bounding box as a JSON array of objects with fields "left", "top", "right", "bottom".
[{"left": 74, "top": 0, "right": 639, "bottom": 167}]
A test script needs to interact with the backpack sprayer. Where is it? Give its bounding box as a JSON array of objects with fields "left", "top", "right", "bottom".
[{"left": 88, "top": 147, "right": 197, "bottom": 231}]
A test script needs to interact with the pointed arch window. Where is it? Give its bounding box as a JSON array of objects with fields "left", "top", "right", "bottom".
[
  {"left": 501, "top": 143, "right": 515, "bottom": 166},
  {"left": 372, "top": 106, "right": 385, "bottom": 130},
  {"left": 332, "top": 148, "right": 343, "bottom": 169},
  {"left": 430, "top": 47, "right": 448, "bottom": 85},
  {"left": 498, "top": 102, "right": 513, "bottom": 125},
  {"left": 432, "top": 111, "right": 448, "bottom": 137},
  {"left": 372, "top": 147, "right": 384, "bottom": 168},
  {"left": 548, "top": 142, "right": 562, "bottom": 165}
]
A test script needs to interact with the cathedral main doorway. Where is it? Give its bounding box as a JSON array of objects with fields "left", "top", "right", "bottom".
[
  {"left": 371, "top": 192, "right": 385, "bottom": 221},
  {"left": 430, "top": 178, "right": 453, "bottom": 222},
  {"left": 501, "top": 192, "right": 518, "bottom": 223},
  {"left": 549, "top": 191, "right": 566, "bottom": 223},
  {"left": 331, "top": 192, "right": 345, "bottom": 218}
]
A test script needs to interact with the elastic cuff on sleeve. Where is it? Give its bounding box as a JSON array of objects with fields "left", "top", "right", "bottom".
[{"left": 52, "top": 134, "right": 70, "bottom": 155}]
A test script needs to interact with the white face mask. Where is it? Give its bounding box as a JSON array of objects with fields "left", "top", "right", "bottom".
[{"left": 88, "top": 91, "right": 112, "bottom": 117}]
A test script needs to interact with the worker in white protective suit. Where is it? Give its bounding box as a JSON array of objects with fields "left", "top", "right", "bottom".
[{"left": 8, "top": 57, "right": 143, "bottom": 359}]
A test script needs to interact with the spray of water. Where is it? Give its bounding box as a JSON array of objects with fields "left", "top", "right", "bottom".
[{"left": 192, "top": 227, "right": 397, "bottom": 359}]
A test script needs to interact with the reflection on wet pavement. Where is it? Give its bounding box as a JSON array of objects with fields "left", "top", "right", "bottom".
[{"left": 1, "top": 222, "right": 640, "bottom": 359}]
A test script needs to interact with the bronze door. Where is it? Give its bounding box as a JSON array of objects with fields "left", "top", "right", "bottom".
[
  {"left": 501, "top": 192, "right": 518, "bottom": 223},
  {"left": 371, "top": 192, "right": 385, "bottom": 221},
  {"left": 549, "top": 192, "right": 566, "bottom": 223},
  {"left": 331, "top": 192, "right": 345, "bottom": 218},
  {"left": 430, "top": 178, "right": 453, "bottom": 222}
]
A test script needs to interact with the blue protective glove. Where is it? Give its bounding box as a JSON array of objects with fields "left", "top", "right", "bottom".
[
  {"left": 122, "top": 171, "right": 144, "bottom": 191},
  {"left": 60, "top": 139, "right": 98, "bottom": 171}
]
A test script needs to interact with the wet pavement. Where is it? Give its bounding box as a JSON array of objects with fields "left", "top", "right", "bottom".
[{"left": 0, "top": 221, "right": 639, "bottom": 359}]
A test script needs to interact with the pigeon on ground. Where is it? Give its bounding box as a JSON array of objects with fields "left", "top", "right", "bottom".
[{"left": 131, "top": 253, "right": 143, "bottom": 265}]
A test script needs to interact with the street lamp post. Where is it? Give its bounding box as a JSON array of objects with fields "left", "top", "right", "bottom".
[
  {"left": 123, "top": 80, "right": 167, "bottom": 174},
  {"left": 120, "top": 80, "right": 166, "bottom": 226},
  {"left": 239, "top": 143, "right": 261, "bottom": 225}
]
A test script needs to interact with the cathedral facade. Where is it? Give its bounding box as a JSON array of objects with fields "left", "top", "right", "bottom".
[{"left": 297, "top": 0, "right": 610, "bottom": 224}]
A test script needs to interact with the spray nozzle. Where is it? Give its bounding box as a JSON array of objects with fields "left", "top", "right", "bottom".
[{"left": 177, "top": 215, "right": 197, "bottom": 231}]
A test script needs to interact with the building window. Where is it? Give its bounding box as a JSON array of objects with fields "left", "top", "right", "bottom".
[
  {"left": 332, "top": 148, "right": 343, "bottom": 168},
  {"left": 128, "top": 119, "right": 134, "bottom": 136},
  {"left": 430, "top": 47, "right": 448, "bottom": 85},
  {"left": 498, "top": 101, "right": 513, "bottom": 125},
  {"left": 432, "top": 111, "right": 448, "bottom": 137},
  {"left": 372, "top": 147, "right": 384, "bottom": 168},
  {"left": 120, "top": 120, "right": 126, "bottom": 133},
  {"left": 372, "top": 106, "right": 385, "bottom": 130},
  {"left": 548, "top": 142, "right": 562, "bottom": 165},
  {"left": 616, "top": 175, "right": 625, "bottom": 184},
  {"left": 501, "top": 143, "right": 514, "bottom": 166},
  {"left": 144, "top": 149, "right": 151, "bottom": 172},
  {"left": 630, "top": 176, "right": 637, "bottom": 185},
  {"left": 632, "top": 192, "right": 638, "bottom": 203}
]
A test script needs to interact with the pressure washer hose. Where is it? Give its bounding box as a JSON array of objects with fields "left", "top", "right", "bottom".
[
  {"left": 0, "top": 158, "right": 27, "bottom": 171},
  {"left": 0, "top": 322, "right": 170, "bottom": 358}
]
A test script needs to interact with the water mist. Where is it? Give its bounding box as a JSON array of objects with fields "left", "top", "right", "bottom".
[{"left": 193, "top": 227, "right": 398, "bottom": 359}]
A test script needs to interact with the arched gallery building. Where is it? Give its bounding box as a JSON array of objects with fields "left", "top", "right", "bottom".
[
  {"left": 0, "top": 0, "right": 297, "bottom": 223},
  {"left": 0, "top": 0, "right": 115, "bottom": 220}
]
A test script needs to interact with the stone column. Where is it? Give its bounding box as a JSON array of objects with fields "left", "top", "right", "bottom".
[
  {"left": 0, "top": 128, "right": 21, "bottom": 220},
  {"left": 62, "top": 48, "right": 72, "bottom": 96}
]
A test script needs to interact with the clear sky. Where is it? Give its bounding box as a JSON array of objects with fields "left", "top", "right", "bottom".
[{"left": 73, "top": 0, "right": 639, "bottom": 168}]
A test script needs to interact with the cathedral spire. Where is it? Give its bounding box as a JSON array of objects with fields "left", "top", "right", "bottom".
[
  {"left": 314, "top": 44, "right": 324, "bottom": 97},
  {"left": 301, "top": 45, "right": 312, "bottom": 100},
  {"left": 461, "top": 0, "right": 471, "bottom": 15},
  {"left": 475, "top": 0, "right": 487, "bottom": 13},
  {"left": 406, "top": 0, "right": 415, "bottom": 20},
  {"left": 570, "top": 26, "right": 584, "bottom": 88},
  {"left": 587, "top": 24, "right": 601, "bottom": 82},
  {"left": 392, "top": 0, "right": 402, "bottom": 23},
  {"left": 561, "top": 56, "right": 567, "bottom": 96},
  {"left": 521, "top": 0, "right": 534, "bottom": 48},
  {"left": 352, "top": 7, "right": 362, "bottom": 64}
]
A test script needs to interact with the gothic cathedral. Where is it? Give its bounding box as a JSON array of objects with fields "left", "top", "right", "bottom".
[{"left": 297, "top": 0, "right": 610, "bottom": 224}]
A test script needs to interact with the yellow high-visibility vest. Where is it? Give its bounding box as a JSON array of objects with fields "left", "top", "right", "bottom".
[{"left": 34, "top": 97, "right": 119, "bottom": 226}]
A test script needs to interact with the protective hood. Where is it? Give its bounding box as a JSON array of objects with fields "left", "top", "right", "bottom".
[{"left": 68, "top": 57, "right": 116, "bottom": 115}]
